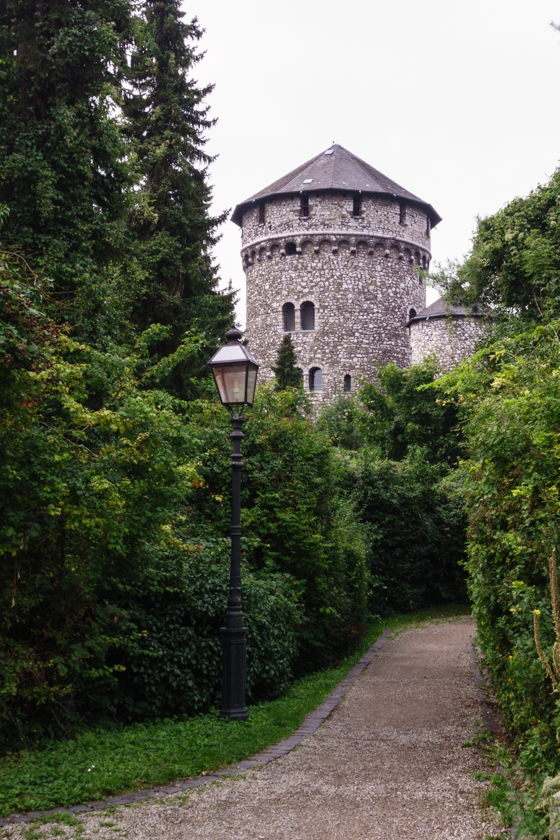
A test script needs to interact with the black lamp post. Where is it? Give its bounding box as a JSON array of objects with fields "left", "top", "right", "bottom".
[{"left": 208, "top": 327, "right": 259, "bottom": 721}]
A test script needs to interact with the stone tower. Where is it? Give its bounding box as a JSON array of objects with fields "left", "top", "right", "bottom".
[
  {"left": 407, "top": 296, "right": 489, "bottom": 371},
  {"left": 231, "top": 144, "right": 441, "bottom": 402}
]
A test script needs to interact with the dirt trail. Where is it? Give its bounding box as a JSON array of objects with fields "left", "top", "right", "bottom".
[{"left": 4, "top": 618, "right": 507, "bottom": 840}]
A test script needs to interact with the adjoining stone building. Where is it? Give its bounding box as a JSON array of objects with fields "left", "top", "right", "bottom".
[
  {"left": 232, "top": 144, "right": 483, "bottom": 401},
  {"left": 407, "top": 296, "right": 488, "bottom": 372}
]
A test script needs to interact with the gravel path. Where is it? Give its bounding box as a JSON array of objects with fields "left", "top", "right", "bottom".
[{"left": 2, "top": 618, "right": 507, "bottom": 839}]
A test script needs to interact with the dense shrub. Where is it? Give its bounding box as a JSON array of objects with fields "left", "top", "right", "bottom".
[
  {"left": 338, "top": 448, "right": 467, "bottom": 615},
  {"left": 358, "top": 359, "right": 461, "bottom": 466},
  {"left": 315, "top": 395, "right": 365, "bottom": 451},
  {"left": 184, "top": 386, "right": 369, "bottom": 672},
  {"left": 439, "top": 324, "right": 560, "bottom": 774},
  {"left": 104, "top": 546, "right": 302, "bottom": 720}
]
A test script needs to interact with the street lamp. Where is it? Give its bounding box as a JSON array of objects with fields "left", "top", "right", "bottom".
[{"left": 208, "top": 326, "right": 259, "bottom": 721}]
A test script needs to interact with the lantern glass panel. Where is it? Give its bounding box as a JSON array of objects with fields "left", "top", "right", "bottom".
[
  {"left": 212, "top": 363, "right": 248, "bottom": 406},
  {"left": 245, "top": 366, "right": 258, "bottom": 406}
]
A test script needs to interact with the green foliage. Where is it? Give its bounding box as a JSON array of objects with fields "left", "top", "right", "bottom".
[
  {"left": 0, "top": 0, "right": 137, "bottom": 341},
  {"left": 184, "top": 386, "right": 369, "bottom": 671},
  {"left": 110, "top": 547, "right": 302, "bottom": 718},
  {"left": 315, "top": 395, "right": 365, "bottom": 450},
  {"left": 0, "top": 255, "right": 301, "bottom": 742},
  {"left": 438, "top": 322, "right": 560, "bottom": 776},
  {"left": 431, "top": 166, "right": 560, "bottom": 326},
  {"left": 123, "top": 2, "right": 233, "bottom": 393},
  {"left": 271, "top": 333, "right": 303, "bottom": 391},
  {"left": 0, "top": 271, "right": 368, "bottom": 742},
  {"left": 358, "top": 359, "right": 461, "bottom": 465},
  {"left": 338, "top": 449, "right": 467, "bottom": 614},
  {"left": 0, "top": 0, "right": 233, "bottom": 371}
]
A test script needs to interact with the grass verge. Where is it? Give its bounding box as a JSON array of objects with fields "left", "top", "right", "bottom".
[{"left": 0, "top": 604, "right": 469, "bottom": 817}]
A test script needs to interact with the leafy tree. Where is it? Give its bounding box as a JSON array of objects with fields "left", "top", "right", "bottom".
[
  {"left": 431, "top": 166, "right": 560, "bottom": 326},
  {"left": 123, "top": 2, "right": 233, "bottom": 395},
  {"left": 271, "top": 333, "right": 302, "bottom": 390},
  {"left": 0, "top": 0, "right": 137, "bottom": 341},
  {"left": 358, "top": 359, "right": 461, "bottom": 466},
  {"left": 315, "top": 395, "right": 364, "bottom": 450}
]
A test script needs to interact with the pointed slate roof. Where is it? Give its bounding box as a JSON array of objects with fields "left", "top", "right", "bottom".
[
  {"left": 231, "top": 144, "right": 441, "bottom": 227},
  {"left": 406, "top": 295, "right": 488, "bottom": 327}
]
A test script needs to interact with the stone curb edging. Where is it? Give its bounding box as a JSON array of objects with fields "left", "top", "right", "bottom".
[{"left": 0, "top": 631, "right": 392, "bottom": 827}]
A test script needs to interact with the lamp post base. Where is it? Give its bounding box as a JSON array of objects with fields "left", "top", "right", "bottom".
[{"left": 218, "top": 626, "right": 249, "bottom": 721}]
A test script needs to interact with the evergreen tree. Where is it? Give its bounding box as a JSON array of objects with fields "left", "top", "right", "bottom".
[
  {"left": 0, "top": 0, "right": 136, "bottom": 341},
  {"left": 123, "top": 1, "right": 233, "bottom": 394},
  {"left": 272, "top": 334, "right": 302, "bottom": 390}
]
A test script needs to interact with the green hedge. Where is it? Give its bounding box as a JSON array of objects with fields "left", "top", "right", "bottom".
[
  {"left": 339, "top": 449, "right": 467, "bottom": 615},
  {"left": 440, "top": 323, "right": 560, "bottom": 775}
]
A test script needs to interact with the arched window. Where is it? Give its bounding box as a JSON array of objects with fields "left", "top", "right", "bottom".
[
  {"left": 309, "top": 367, "right": 322, "bottom": 391},
  {"left": 285, "top": 242, "right": 297, "bottom": 256},
  {"left": 282, "top": 302, "right": 295, "bottom": 332},
  {"left": 344, "top": 374, "right": 351, "bottom": 392},
  {"left": 409, "top": 308, "right": 417, "bottom": 320},
  {"left": 301, "top": 301, "right": 315, "bottom": 330},
  {"left": 300, "top": 195, "right": 309, "bottom": 217}
]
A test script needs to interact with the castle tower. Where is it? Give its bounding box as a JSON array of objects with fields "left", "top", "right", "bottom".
[{"left": 231, "top": 145, "right": 441, "bottom": 402}]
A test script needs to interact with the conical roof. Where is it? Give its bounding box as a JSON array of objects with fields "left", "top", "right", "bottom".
[
  {"left": 406, "top": 296, "right": 487, "bottom": 327},
  {"left": 231, "top": 144, "right": 441, "bottom": 227}
]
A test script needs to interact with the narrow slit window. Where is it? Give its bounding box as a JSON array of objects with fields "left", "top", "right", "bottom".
[
  {"left": 259, "top": 203, "right": 265, "bottom": 224},
  {"left": 426, "top": 214, "right": 431, "bottom": 236},
  {"left": 301, "top": 301, "right": 315, "bottom": 330},
  {"left": 344, "top": 374, "right": 351, "bottom": 392},
  {"left": 282, "top": 302, "right": 295, "bottom": 332},
  {"left": 399, "top": 201, "right": 407, "bottom": 225},
  {"left": 352, "top": 194, "right": 362, "bottom": 217},
  {"left": 300, "top": 194, "right": 309, "bottom": 217},
  {"left": 309, "top": 367, "right": 322, "bottom": 391}
]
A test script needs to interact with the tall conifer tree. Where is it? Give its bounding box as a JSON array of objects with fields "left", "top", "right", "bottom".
[
  {"left": 124, "top": 1, "right": 233, "bottom": 390},
  {"left": 0, "top": 0, "right": 135, "bottom": 339},
  {"left": 272, "top": 334, "right": 303, "bottom": 390}
]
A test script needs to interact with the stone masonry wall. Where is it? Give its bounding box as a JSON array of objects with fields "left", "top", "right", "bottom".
[
  {"left": 242, "top": 194, "right": 432, "bottom": 252},
  {"left": 409, "top": 317, "right": 488, "bottom": 371},
  {"left": 242, "top": 194, "right": 431, "bottom": 403}
]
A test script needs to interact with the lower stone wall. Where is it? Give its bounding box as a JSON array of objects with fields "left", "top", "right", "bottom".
[{"left": 409, "top": 317, "right": 488, "bottom": 371}]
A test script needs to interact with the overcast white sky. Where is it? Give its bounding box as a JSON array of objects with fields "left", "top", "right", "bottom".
[{"left": 185, "top": 0, "right": 560, "bottom": 326}]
